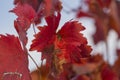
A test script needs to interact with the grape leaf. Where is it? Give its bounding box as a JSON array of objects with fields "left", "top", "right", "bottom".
[
  {"left": 30, "top": 13, "right": 61, "bottom": 67},
  {"left": 30, "top": 13, "right": 92, "bottom": 65},
  {"left": 13, "top": 0, "right": 62, "bottom": 24},
  {"left": 57, "top": 21, "right": 87, "bottom": 46},
  {"left": 56, "top": 21, "right": 92, "bottom": 63},
  {"left": 0, "top": 34, "right": 31, "bottom": 80},
  {"left": 92, "top": 17, "right": 108, "bottom": 44},
  {"left": 35, "top": 0, "right": 62, "bottom": 24},
  {"left": 44, "top": 0, "right": 62, "bottom": 16},
  {"left": 73, "top": 54, "right": 104, "bottom": 75},
  {"left": 30, "top": 12, "right": 61, "bottom": 52},
  {"left": 10, "top": 3, "right": 36, "bottom": 45},
  {"left": 77, "top": 11, "right": 92, "bottom": 18},
  {"left": 14, "top": 0, "right": 41, "bottom": 11},
  {"left": 30, "top": 13, "right": 92, "bottom": 77},
  {"left": 10, "top": 3, "right": 36, "bottom": 22},
  {"left": 101, "top": 64, "right": 119, "bottom": 80}
]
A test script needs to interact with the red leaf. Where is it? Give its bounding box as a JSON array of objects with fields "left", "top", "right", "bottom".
[
  {"left": 88, "top": 54, "right": 103, "bottom": 63},
  {"left": 13, "top": 0, "right": 42, "bottom": 24},
  {"left": 0, "top": 34, "right": 31, "bottom": 80},
  {"left": 10, "top": 3, "right": 36, "bottom": 22},
  {"left": 35, "top": 0, "right": 62, "bottom": 24},
  {"left": 52, "top": 0, "right": 62, "bottom": 12},
  {"left": 13, "top": 0, "right": 62, "bottom": 24},
  {"left": 11, "top": 3, "right": 35, "bottom": 21},
  {"left": 109, "top": 0, "right": 120, "bottom": 38},
  {"left": 99, "top": 0, "right": 112, "bottom": 8},
  {"left": 78, "top": 44, "right": 92, "bottom": 57},
  {"left": 92, "top": 18, "right": 108, "bottom": 44},
  {"left": 101, "top": 65, "right": 119, "bottom": 80},
  {"left": 30, "top": 12, "right": 61, "bottom": 52},
  {"left": 77, "top": 11, "right": 92, "bottom": 18},
  {"left": 56, "top": 44, "right": 91, "bottom": 64},
  {"left": 30, "top": 13, "right": 61, "bottom": 69},
  {"left": 44, "top": 0, "right": 62, "bottom": 16},
  {"left": 14, "top": 0, "right": 40, "bottom": 11},
  {"left": 76, "top": 0, "right": 120, "bottom": 44},
  {"left": 56, "top": 21, "right": 92, "bottom": 63},
  {"left": 10, "top": 3, "right": 36, "bottom": 45},
  {"left": 58, "top": 21, "right": 87, "bottom": 46}
]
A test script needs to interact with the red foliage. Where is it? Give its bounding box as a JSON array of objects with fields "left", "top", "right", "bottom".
[
  {"left": 10, "top": 3, "right": 36, "bottom": 22},
  {"left": 92, "top": 18, "right": 108, "bottom": 44},
  {"left": 29, "top": 12, "right": 92, "bottom": 79},
  {"left": 13, "top": 0, "right": 62, "bottom": 24},
  {"left": 14, "top": 0, "right": 41, "bottom": 11},
  {"left": 57, "top": 21, "right": 86, "bottom": 46},
  {"left": 30, "top": 13, "right": 61, "bottom": 52},
  {"left": 101, "top": 65, "right": 119, "bottom": 80},
  {"left": 0, "top": 34, "right": 31, "bottom": 80},
  {"left": 30, "top": 13, "right": 61, "bottom": 68},
  {"left": 77, "top": 0, "right": 120, "bottom": 44},
  {"left": 56, "top": 21, "right": 92, "bottom": 63},
  {"left": 30, "top": 13, "right": 92, "bottom": 65},
  {"left": 2, "top": 0, "right": 120, "bottom": 80},
  {"left": 10, "top": 3, "right": 36, "bottom": 45}
]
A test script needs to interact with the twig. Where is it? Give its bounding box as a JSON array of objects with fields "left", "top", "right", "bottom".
[
  {"left": 105, "top": 39, "right": 109, "bottom": 63},
  {"left": 32, "top": 23, "right": 36, "bottom": 34},
  {"left": 28, "top": 53, "right": 40, "bottom": 69}
]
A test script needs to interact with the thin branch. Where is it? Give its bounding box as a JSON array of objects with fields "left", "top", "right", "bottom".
[
  {"left": 32, "top": 23, "right": 36, "bottom": 34},
  {"left": 105, "top": 39, "right": 109, "bottom": 63},
  {"left": 28, "top": 53, "right": 40, "bottom": 69},
  {"left": 28, "top": 52, "right": 42, "bottom": 80}
]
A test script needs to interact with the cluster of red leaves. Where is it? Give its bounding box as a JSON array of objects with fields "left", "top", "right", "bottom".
[
  {"left": 0, "top": 0, "right": 62, "bottom": 80},
  {"left": 13, "top": 0, "right": 62, "bottom": 24},
  {"left": 10, "top": 3, "right": 36, "bottom": 45},
  {"left": 30, "top": 12, "right": 92, "bottom": 79},
  {"left": 1, "top": 0, "right": 120, "bottom": 80},
  {"left": 22, "top": 0, "right": 120, "bottom": 80},
  {"left": 72, "top": 0, "right": 120, "bottom": 80},
  {"left": 31, "top": 54, "right": 120, "bottom": 80},
  {"left": 72, "top": 54, "right": 119, "bottom": 80},
  {"left": 76, "top": 0, "right": 120, "bottom": 44},
  {"left": 10, "top": 0, "right": 62, "bottom": 46},
  {"left": 0, "top": 0, "right": 93, "bottom": 80}
]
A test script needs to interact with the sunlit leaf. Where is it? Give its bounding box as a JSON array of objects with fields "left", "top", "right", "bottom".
[{"left": 0, "top": 34, "right": 31, "bottom": 80}]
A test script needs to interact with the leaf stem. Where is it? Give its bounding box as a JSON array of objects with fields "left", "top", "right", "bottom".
[
  {"left": 32, "top": 23, "right": 36, "bottom": 34},
  {"left": 105, "top": 39, "right": 109, "bottom": 63},
  {"left": 28, "top": 53, "right": 40, "bottom": 69},
  {"left": 28, "top": 53, "right": 42, "bottom": 80}
]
